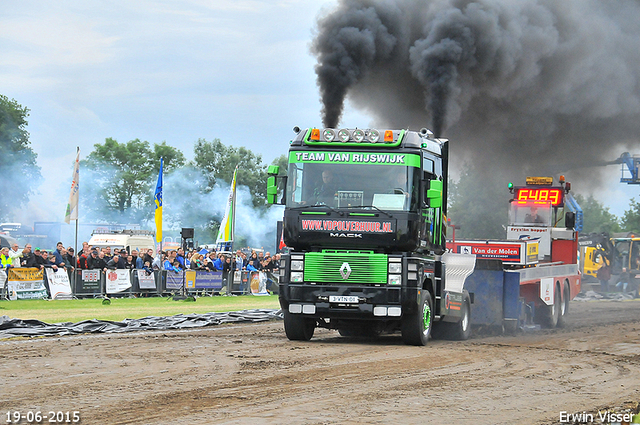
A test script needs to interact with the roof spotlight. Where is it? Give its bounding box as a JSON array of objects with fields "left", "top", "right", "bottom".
[
  {"left": 353, "top": 129, "right": 365, "bottom": 142},
  {"left": 368, "top": 129, "right": 380, "bottom": 143},
  {"left": 323, "top": 128, "right": 336, "bottom": 142},
  {"left": 338, "top": 129, "right": 350, "bottom": 142}
]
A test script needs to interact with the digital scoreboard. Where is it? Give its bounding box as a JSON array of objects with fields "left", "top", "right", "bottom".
[{"left": 514, "top": 187, "right": 564, "bottom": 207}]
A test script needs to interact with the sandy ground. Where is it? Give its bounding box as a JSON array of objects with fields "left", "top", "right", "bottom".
[{"left": 1, "top": 299, "right": 639, "bottom": 425}]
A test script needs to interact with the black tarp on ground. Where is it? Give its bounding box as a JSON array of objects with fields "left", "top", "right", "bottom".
[{"left": 0, "top": 309, "right": 283, "bottom": 339}]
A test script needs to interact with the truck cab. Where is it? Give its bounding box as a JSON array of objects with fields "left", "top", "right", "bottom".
[{"left": 267, "top": 127, "right": 473, "bottom": 345}]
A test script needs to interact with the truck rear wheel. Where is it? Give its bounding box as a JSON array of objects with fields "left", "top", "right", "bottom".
[
  {"left": 557, "top": 283, "right": 570, "bottom": 328},
  {"left": 283, "top": 310, "right": 315, "bottom": 341},
  {"left": 541, "top": 285, "right": 560, "bottom": 328},
  {"left": 401, "top": 290, "right": 433, "bottom": 346}
]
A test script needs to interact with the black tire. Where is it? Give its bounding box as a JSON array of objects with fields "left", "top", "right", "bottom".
[
  {"left": 541, "top": 284, "right": 561, "bottom": 328},
  {"left": 283, "top": 310, "right": 315, "bottom": 341},
  {"left": 433, "top": 300, "right": 472, "bottom": 340},
  {"left": 401, "top": 290, "right": 433, "bottom": 346},
  {"left": 556, "top": 283, "right": 570, "bottom": 328}
]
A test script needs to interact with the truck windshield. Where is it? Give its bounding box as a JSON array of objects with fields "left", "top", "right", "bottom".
[
  {"left": 286, "top": 161, "right": 420, "bottom": 211},
  {"left": 509, "top": 201, "right": 552, "bottom": 226}
]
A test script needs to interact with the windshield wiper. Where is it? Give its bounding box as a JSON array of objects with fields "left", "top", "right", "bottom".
[
  {"left": 290, "top": 204, "right": 344, "bottom": 216},
  {"left": 342, "top": 205, "right": 393, "bottom": 218}
]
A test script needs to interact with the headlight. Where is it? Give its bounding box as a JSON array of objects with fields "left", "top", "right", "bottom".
[
  {"left": 291, "top": 260, "right": 304, "bottom": 271},
  {"left": 368, "top": 129, "right": 380, "bottom": 143},
  {"left": 388, "top": 263, "right": 402, "bottom": 274},
  {"left": 388, "top": 274, "right": 401, "bottom": 285},
  {"left": 291, "top": 272, "right": 304, "bottom": 282}
]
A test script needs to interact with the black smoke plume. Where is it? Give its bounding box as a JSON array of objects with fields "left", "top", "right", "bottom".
[{"left": 312, "top": 0, "right": 640, "bottom": 181}]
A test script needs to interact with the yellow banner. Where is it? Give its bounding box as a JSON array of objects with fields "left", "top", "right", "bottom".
[{"left": 8, "top": 267, "right": 43, "bottom": 281}]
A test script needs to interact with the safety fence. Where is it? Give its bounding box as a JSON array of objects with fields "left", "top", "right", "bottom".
[{"left": 0, "top": 267, "right": 279, "bottom": 300}]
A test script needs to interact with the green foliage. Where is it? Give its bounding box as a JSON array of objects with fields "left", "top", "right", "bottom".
[
  {"left": 572, "top": 194, "right": 620, "bottom": 234},
  {"left": 447, "top": 165, "right": 509, "bottom": 239},
  {"left": 82, "top": 138, "right": 185, "bottom": 222},
  {"left": 192, "top": 138, "right": 269, "bottom": 207},
  {"left": 621, "top": 198, "right": 640, "bottom": 233},
  {"left": 0, "top": 95, "right": 41, "bottom": 219}
]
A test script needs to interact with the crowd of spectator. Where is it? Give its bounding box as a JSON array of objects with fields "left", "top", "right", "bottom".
[{"left": 1, "top": 241, "right": 281, "bottom": 294}]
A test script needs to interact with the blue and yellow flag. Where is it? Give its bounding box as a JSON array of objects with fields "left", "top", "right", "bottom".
[{"left": 154, "top": 158, "right": 163, "bottom": 243}]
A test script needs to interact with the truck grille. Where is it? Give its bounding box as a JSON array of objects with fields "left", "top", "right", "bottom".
[{"left": 303, "top": 251, "right": 387, "bottom": 285}]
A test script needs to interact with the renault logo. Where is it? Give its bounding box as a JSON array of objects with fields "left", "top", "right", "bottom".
[{"left": 340, "top": 262, "right": 352, "bottom": 280}]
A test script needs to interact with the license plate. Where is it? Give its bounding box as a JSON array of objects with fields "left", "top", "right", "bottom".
[{"left": 329, "top": 295, "right": 359, "bottom": 303}]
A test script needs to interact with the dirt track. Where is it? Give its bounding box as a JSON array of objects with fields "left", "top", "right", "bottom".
[{"left": 1, "top": 299, "right": 639, "bottom": 425}]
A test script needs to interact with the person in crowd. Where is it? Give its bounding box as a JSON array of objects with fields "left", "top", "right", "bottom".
[
  {"left": 132, "top": 250, "right": 144, "bottom": 269},
  {"left": 163, "top": 251, "right": 182, "bottom": 272},
  {"left": 195, "top": 253, "right": 211, "bottom": 271},
  {"left": 60, "top": 248, "right": 74, "bottom": 270},
  {"left": 142, "top": 249, "right": 154, "bottom": 266},
  {"left": 89, "top": 250, "right": 108, "bottom": 271},
  {"left": 99, "top": 247, "right": 110, "bottom": 262},
  {"left": 152, "top": 249, "right": 164, "bottom": 270},
  {"left": 107, "top": 254, "right": 124, "bottom": 269},
  {"left": 222, "top": 255, "right": 232, "bottom": 285},
  {"left": 35, "top": 249, "right": 47, "bottom": 267},
  {"left": 52, "top": 242, "right": 67, "bottom": 269},
  {"left": 34, "top": 248, "right": 43, "bottom": 264},
  {"left": 212, "top": 254, "right": 224, "bottom": 271},
  {"left": 176, "top": 248, "right": 186, "bottom": 269},
  {"left": 124, "top": 254, "right": 135, "bottom": 269},
  {"left": 249, "top": 251, "right": 260, "bottom": 270},
  {"left": 1, "top": 247, "right": 14, "bottom": 271},
  {"left": 21, "top": 244, "right": 37, "bottom": 268},
  {"left": 234, "top": 250, "right": 245, "bottom": 272},
  {"left": 39, "top": 251, "right": 61, "bottom": 271},
  {"left": 77, "top": 245, "right": 91, "bottom": 269},
  {"left": 8, "top": 243, "right": 23, "bottom": 267},
  {"left": 261, "top": 252, "right": 277, "bottom": 293},
  {"left": 63, "top": 247, "right": 75, "bottom": 267}
]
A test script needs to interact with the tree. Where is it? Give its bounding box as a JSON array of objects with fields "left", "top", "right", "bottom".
[
  {"left": 572, "top": 194, "right": 620, "bottom": 234},
  {"left": 82, "top": 138, "right": 185, "bottom": 222},
  {"left": 621, "top": 198, "right": 640, "bottom": 233},
  {"left": 0, "top": 95, "right": 41, "bottom": 219},
  {"left": 192, "top": 138, "right": 269, "bottom": 207},
  {"left": 447, "top": 165, "right": 509, "bottom": 240}
]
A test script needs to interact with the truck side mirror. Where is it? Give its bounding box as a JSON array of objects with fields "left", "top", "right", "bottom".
[
  {"left": 565, "top": 211, "right": 575, "bottom": 230},
  {"left": 426, "top": 179, "right": 443, "bottom": 209},
  {"left": 267, "top": 165, "right": 287, "bottom": 205}
]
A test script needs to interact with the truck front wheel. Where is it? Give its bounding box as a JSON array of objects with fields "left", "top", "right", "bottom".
[
  {"left": 283, "top": 310, "right": 315, "bottom": 341},
  {"left": 401, "top": 290, "right": 433, "bottom": 346}
]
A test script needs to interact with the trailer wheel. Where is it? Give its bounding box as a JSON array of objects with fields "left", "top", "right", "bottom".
[
  {"left": 283, "top": 310, "right": 315, "bottom": 341},
  {"left": 557, "top": 283, "right": 570, "bottom": 328},
  {"left": 541, "top": 285, "right": 561, "bottom": 328},
  {"left": 401, "top": 290, "right": 433, "bottom": 346}
]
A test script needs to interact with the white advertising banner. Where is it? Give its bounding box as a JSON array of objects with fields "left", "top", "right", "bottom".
[
  {"left": 105, "top": 269, "right": 132, "bottom": 294},
  {"left": 45, "top": 268, "right": 73, "bottom": 299},
  {"left": 136, "top": 270, "right": 156, "bottom": 289}
]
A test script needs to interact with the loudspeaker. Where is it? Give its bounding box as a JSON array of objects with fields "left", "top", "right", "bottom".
[{"left": 181, "top": 227, "right": 194, "bottom": 238}]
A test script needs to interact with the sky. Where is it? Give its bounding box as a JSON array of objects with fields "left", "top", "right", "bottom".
[{"left": 1, "top": 0, "right": 638, "bottom": 234}]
